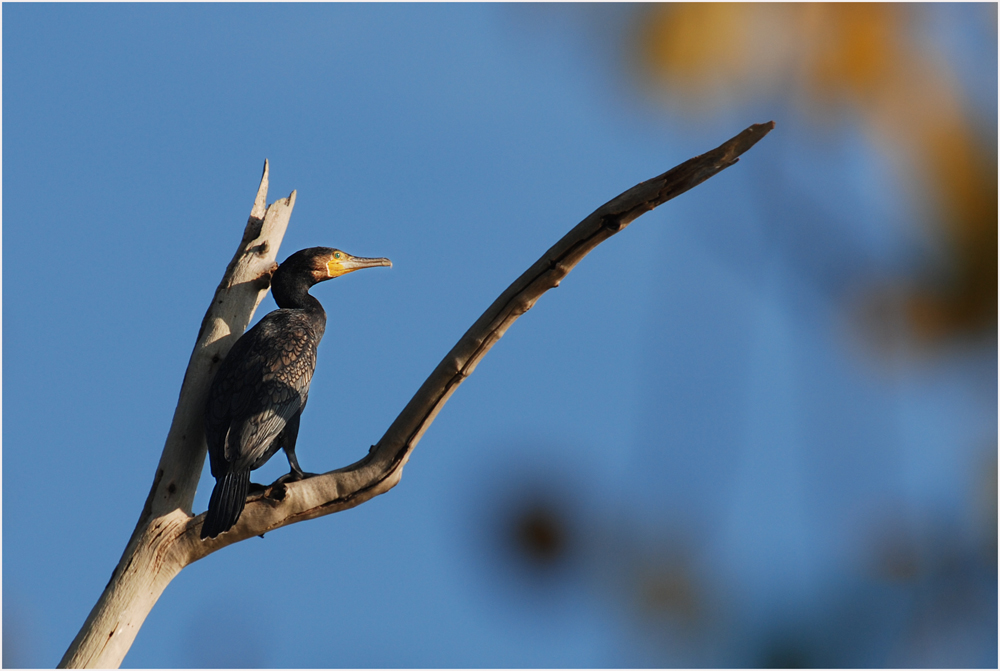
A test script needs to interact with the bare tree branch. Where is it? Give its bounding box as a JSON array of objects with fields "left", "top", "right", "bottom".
[
  {"left": 184, "top": 120, "right": 775, "bottom": 552},
  {"left": 59, "top": 161, "right": 296, "bottom": 668},
  {"left": 60, "top": 121, "right": 773, "bottom": 668}
]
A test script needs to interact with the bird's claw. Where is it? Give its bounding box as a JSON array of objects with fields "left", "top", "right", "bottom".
[{"left": 274, "top": 470, "right": 318, "bottom": 485}]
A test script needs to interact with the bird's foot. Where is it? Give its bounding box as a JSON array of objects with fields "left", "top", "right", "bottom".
[{"left": 273, "top": 470, "right": 318, "bottom": 485}]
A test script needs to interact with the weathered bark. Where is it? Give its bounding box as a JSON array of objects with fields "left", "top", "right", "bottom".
[
  {"left": 60, "top": 122, "right": 774, "bottom": 668},
  {"left": 59, "top": 161, "right": 296, "bottom": 668}
]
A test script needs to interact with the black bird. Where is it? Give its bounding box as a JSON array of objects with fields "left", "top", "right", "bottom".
[{"left": 201, "top": 247, "right": 391, "bottom": 539}]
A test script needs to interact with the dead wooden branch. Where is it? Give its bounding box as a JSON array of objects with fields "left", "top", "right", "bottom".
[
  {"left": 59, "top": 161, "right": 296, "bottom": 668},
  {"left": 60, "top": 122, "right": 774, "bottom": 668}
]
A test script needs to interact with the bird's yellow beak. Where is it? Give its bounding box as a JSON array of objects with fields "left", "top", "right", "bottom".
[{"left": 326, "top": 252, "right": 392, "bottom": 278}]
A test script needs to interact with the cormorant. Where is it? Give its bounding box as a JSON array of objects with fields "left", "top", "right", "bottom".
[{"left": 201, "top": 247, "right": 391, "bottom": 539}]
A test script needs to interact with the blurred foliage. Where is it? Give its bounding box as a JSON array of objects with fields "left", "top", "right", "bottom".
[
  {"left": 757, "top": 637, "right": 816, "bottom": 669},
  {"left": 632, "top": 556, "right": 701, "bottom": 626},
  {"left": 480, "top": 5, "right": 997, "bottom": 666},
  {"left": 635, "top": 2, "right": 997, "bottom": 348},
  {"left": 510, "top": 503, "right": 570, "bottom": 567}
]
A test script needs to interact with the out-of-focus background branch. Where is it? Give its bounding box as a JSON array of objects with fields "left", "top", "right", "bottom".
[{"left": 4, "top": 4, "right": 995, "bottom": 667}]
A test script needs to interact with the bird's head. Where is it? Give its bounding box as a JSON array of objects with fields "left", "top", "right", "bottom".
[
  {"left": 277, "top": 247, "right": 392, "bottom": 285},
  {"left": 270, "top": 247, "right": 391, "bottom": 308}
]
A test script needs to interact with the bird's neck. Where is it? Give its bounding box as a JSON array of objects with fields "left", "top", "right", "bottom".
[
  {"left": 274, "top": 286, "right": 328, "bottom": 341},
  {"left": 272, "top": 277, "right": 325, "bottom": 315},
  {"left": 279, "top": 291, "right": 324, "bottom": 313}
]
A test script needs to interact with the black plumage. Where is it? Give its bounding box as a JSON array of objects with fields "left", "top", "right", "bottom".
[{"left": 201, "top": 247, "right": 390, "bottom": 539}]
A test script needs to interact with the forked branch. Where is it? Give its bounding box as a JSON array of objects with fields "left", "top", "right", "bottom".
[
  {"left": 60, "top": 161, "right": 296, "bottom": 669},
  {"left": 182, "top": 121, "right": 775, "bottom": 556},
  {"left": 61, "top": 122, "right": 773, "bottom": 668}
]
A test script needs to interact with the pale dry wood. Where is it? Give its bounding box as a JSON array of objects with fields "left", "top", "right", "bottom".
[
  {"left": 59, "top": 161, "right": 297, "bottom": 668},
  {"left": 62, "top": 121, "right": 773, "bottom": 668},
  {"left": 181, "top": 121, "right": 775, "bottom": 558}
]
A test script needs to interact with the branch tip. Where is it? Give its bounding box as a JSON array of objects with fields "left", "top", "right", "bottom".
[
  {"left": 252, "top": 161, "right": 270, "bottom": 221},
  {"left": 62, "top": 124, "right": 772, "bottom": 669}
]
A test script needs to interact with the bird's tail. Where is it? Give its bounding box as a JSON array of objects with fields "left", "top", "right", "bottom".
[{"left": 201, "top": 469, "right": 251, "bottom": 539}]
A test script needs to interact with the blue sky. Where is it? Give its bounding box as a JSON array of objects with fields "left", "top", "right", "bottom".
[{"left": 3, "top": 4, "right": 996, "bottom": 668}]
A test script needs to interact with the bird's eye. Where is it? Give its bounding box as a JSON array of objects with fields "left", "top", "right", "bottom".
[{"left": 334, "top": 253, "right": 341, "bottom": 259}]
